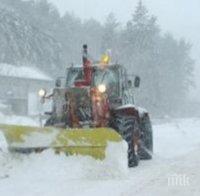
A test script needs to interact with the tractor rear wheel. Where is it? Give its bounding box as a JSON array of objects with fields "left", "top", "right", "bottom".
[
  {"left": 139, "top": 114, "right": 153, "bottom": 160},
  {"left": 110, "top": 115, "right": 140, "bottom": 167}
]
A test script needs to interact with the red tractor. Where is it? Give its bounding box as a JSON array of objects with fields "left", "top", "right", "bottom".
[{"left": 45, "top": 45, "right": 153, "bottom": 167}]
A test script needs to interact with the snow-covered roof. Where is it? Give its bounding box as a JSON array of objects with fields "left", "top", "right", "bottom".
[{"left": 0, "top": 64, "right": 52, "bottom": 81}]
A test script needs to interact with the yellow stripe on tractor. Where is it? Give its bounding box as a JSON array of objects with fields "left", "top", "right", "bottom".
[{"left": 0, "top": 124, "right": 123, "bottom": 160}]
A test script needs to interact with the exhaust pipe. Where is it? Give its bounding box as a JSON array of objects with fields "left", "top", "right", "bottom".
[
  {"left": 82, "top": 44, "right": 88, "bottom": 66},
  {"left": 75, "top": 44, "right": 92, "bottom": 86}
]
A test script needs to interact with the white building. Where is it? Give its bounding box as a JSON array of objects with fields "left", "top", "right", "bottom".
[{"left": 0, "top": 64, "right": 53, "bottom": 115}]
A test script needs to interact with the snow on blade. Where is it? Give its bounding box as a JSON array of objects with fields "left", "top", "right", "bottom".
[
  {"left": 0, "top": 141, "right": 128, "bottom": 182},
  {"left": 11, "top": 129, "right": 60, "bottom": 148}
]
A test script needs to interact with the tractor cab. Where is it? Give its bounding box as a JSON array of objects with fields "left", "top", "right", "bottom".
[
  {"left": 65, "top": 64, "right": 139, "bottom": 107},
  {"left": 66, "top": 64, "right": 119, "bottom": 98},
  {"left": 47, "top": 63, "right": 140, "bottom": 127}
]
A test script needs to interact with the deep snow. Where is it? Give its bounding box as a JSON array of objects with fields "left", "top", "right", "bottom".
[{"left": 0, "top": 115, "right": 200, "bottom": 196}]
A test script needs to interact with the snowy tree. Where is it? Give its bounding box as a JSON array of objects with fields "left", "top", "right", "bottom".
[
  {"left": 59, "top": 13, "right": 83, "bottom": 64},
  {"left": 120, "top": 1, "right": 160, "bottom": 113},
  {"left": 157, "top": 34, "right": 194, "bottom": 115},
  {"left": 0, "top": 4, "right": 64, "bottom": 77},
  {"left": 82, "top": 19, "right": 103, "bottom": 60},
  {"left": 101, "top": 13, "right": 119, "bottom": 61},
  {"left": 119, "top": 0, "right": 194, "bottom": 116}
]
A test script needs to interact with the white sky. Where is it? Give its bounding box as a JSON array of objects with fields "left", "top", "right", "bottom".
[{"left": 49, "top": 0, "right": 200, "bottom": 97}]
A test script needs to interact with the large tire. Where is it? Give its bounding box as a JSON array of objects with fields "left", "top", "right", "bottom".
[
  {"left": 110, "top": 114, "right": 140, "bottom": 167},
  {"left": 139, "top": 114, "right": 153, "bottom": 160}
]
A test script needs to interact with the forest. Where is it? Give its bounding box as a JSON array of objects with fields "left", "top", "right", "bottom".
[{"left": 0, "top": 0, "right": 194, "bottom": 116}]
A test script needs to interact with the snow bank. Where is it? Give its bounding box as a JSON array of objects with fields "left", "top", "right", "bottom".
[
  {"left": 0, "top": 141, "right": 128, "bottom": 196},
  {"left": 84, "top": 141, "right": 128, "bottom": 179},
  {"left": 0, "top": 112, "right": 128, "bottom": 181},
  {"left": 154, "top": 118, "right": 200, "bottom": 159},
  {"left": 1, "top": 114, "right": 200, "bottom": 196},
  {"left": 0, "top": 141, "right": 128, "bottom": 180},
  {"left": 0, "top": 112, "right": 39, "bottom": 126},
  {"left": 11, "top": 129, "right": 60, "bottom": 148}
]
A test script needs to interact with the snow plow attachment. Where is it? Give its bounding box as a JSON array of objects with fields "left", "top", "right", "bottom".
[{"left": 0, "top": 124, "right": 123, "bottom": 160}]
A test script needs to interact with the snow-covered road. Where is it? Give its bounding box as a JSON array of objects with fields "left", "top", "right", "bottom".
[{"left": 0, "top": 116, "right": 200, "bottom": 196}]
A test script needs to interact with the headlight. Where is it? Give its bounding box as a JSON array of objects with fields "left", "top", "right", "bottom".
[
  {"left": 98, "top": 84, "right": 106, "bottom": 93},
  {"left": 38, "top": 89, "right": 46, "bottom": 97}
]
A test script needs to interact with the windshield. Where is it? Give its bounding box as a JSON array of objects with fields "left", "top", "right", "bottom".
[
  {"left": 93, "top": 67, "right": 119, "bottom": 97},
  {"left": 66, "top": 68, "right": 83, "bottom": 87},
  {"left": 66, "top": 66, "right": 119, "bottom": 97}
]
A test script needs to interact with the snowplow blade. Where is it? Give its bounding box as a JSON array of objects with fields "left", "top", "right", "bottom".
[{"left": 0, "top": 124, "right": 123, "bottom": 160}]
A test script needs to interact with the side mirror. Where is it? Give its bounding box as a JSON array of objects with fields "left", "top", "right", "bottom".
[
  {"left": 134, "top": 76, "right": 140, "bottom": 88},
  {"left": 55, "top": 78, "right": 61, "bottom": 87}
]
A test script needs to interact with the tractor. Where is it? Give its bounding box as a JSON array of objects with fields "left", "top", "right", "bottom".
[
  {"left": 0, "top": 45, "right": 153, "bottom": 167},
  {"left": 42, "top": 45, "right": 153, "bottom": 167}
]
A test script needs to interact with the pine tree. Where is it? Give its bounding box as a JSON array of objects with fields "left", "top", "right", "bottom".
[
  {"left": 158, "top": 34, "right": 194, "bottom": 115},
  {"left": 120, "top": 1, "right": 161, "bottom": 113},
  {"left": 120, "top": 0, "right": 194, "bottom": 116},
  {"left": 82, "top": 19, "right": 103, "bottom": 60},
  {"left": 101, "top": 13, "right": 118, "bottom": 51}
]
